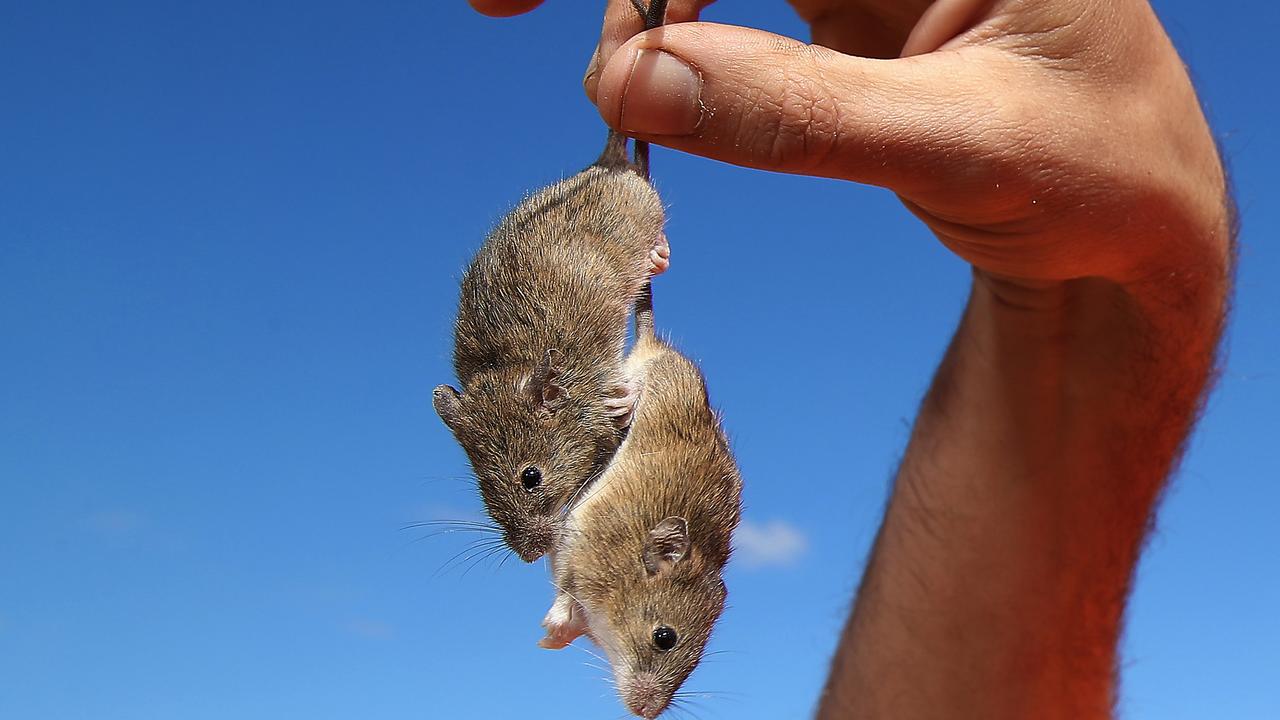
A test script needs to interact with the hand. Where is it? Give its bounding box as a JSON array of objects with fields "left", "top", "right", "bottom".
[
  {"left": 469, "top": 3, "right": 1233, "bottom": 719},
  {"left": 470, "top": 0, "right": 1230, "bottom": 289}
]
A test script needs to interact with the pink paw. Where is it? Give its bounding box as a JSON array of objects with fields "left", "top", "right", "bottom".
[
  {"left": 604, "top": 381, "right": 640, "bottom": 429},
  {"left": 539, "top": 600, "right": 586, "bottom": 649},
  {"left": 647, "top": 233, "right": 670, "bottom": 277},
  {"left": 537, "top": 628, "right": 577, "bottom": 650}
]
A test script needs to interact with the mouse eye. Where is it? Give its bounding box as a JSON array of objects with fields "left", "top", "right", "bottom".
[
  {"left": 520, "top": 466, "right": 542, "bottom": 491},
  {"left": 652, "top": 626, "right": 678, "bottom": 652}
]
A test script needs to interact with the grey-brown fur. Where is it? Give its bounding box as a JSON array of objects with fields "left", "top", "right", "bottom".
[
  {"left": 434, "top": 153, "right": 665, "bottom": 562},
  {"left": 542, "top": 313, "right": 743, "bottom": 719}
]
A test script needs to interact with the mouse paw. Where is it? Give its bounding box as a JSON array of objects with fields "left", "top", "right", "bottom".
[
  {"left": 647, "top": 233, "right": 670, "bottom": 277},
  {"left": 540, "top": 599, "right": 586, "bottom": 650},
  {"left": 604, "top": 381, "right": 640, "bottom": 429},
  {"left": 537, "top": 628, "right": 579, "bottom": 650}
]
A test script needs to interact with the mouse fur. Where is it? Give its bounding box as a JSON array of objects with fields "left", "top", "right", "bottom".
[
  {"left": 435, "top": 145, "right": 668, "bottom": 562},
  {"left": 540, "top": 294, "right": 742, "bottom": 719}
]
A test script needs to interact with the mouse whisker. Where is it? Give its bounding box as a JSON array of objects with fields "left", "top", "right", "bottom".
[
  {"left": 450, "top": 545, "right": 505, "bottom": 578},
  {"left": 673, "top": 689, "right": 739, "bottom": 704},
  {"left": 412, "top": 474, "right": 475, "bottom": 489},
  {"left": 581, "top": 661, "right": 614, "bottom": 689},
  {"left": 495, "top": 547, "right": 516, "bottom": 571},
  {"left": 547, "top": 578, "right": 589, "bottom": 613},
  {"left": 406, "top": 528, "right": 496, "bottom": 545},
  {"left": 560, "top": 464, "right": 609, "bottom": 517},
  {"left": 563, "top": 465, "right": 623, "bottom": 515},
  {"left": 667, "top": 696, "right": 713, "bottom": 720},
  {"left": 678, "top": 687, "right": 743, "bottom": 697},
  {"left": 460, "top": 543, "right": 509, "bottom": 578},
  {"left": 431, "top": 538, "right": 508, "bottom": 579},
  {"left": 401, "top": 519, "right": 499, "bottom": 531},
  {"left": 432, "top": 540, "right": 503, "bottom": 576},
  {"left": 567, "top": 639, "right": 609, "bottom": 667}
]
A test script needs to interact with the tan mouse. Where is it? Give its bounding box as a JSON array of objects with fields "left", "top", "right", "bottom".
[{"left": 539, "top": 287, "right": 743, "bottom": 719}]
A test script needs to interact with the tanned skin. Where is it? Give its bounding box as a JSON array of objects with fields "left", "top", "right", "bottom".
[{"left": 470, "top": 1, "right": 1234, "bottom": 717}]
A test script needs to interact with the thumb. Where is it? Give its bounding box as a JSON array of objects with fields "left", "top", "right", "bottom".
[{"left": 594, "top": 22, "right": 992, "bottom": 195}]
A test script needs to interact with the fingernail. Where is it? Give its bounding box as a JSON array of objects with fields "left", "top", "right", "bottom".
[
  {"left": 582, "top": 43, "right": 601, "bottom": 99},
  {"left": 619, "top": 49, "right": 702, "bottom": 136}
]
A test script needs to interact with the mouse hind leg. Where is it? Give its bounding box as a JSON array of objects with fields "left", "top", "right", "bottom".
[
  {"left": 647, "top": 232, "right": 670, "bottom": 277},
  {"left": 589, "top": 179, "right": 669, "bottom": 285},
  {"left": 603, "top": 222, "right": 667, "bottom": 292},
  {"left": 603, "top": 375, "right": 642, "bottom": 429},
  {"left": 539, "top": 592, "right": 589, "bottom": 650}
]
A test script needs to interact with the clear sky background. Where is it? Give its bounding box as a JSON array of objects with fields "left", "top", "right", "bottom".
[{"left": 1, "top": 2, "right": 1276, "bottom": 718}]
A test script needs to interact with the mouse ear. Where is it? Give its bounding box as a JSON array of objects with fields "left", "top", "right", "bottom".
[
  {"left": 643, "top": 516, "right": 690, "bottom": 577},
  {"left": 528, "top": 349, "right": 568, "bottom": 413},
  {"left": 433, "top": 384, "right": 465, "bottom": 430}
]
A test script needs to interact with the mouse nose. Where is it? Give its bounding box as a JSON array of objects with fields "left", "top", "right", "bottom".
[
  {"left": 509, "top": 532, "right": 544, "bottom": 562},
  {"left": 623, "top": 672, "right": 670, "bottom": 719},
  {"left": 514, "top": 542, "right": 543, "bottom": 563},
  {"left": 509, "top": 518, "right": 553, "bottom": 562}
]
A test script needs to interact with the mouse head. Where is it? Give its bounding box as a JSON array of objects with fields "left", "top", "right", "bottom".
[
  {"left": 594, "top": 517, "right": 727, "bottom": 719},
  {"left": 433, "top": 350, "right": 616, "bottom": 562}
]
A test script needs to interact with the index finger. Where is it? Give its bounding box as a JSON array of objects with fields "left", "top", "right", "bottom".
[{"left": 468, "top": 0, "right": 546, "bottom": 17}]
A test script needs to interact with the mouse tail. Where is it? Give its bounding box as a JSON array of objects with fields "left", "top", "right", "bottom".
[
  {"left": 633, "top": 140, "right": 650, "bottom": 180},
  {"left": 631, "top": 0, "right": 669, "bottom": 30},
  {"left": 634, "top": 281, "right": 656, "bottom": 343},
  {"left": 627, "top": 0, "right": 667, "bottom": 179},
  {"left": 595, "top": 130, "right": 654, "bottom": 181},
  {"left": 595, "top": 130, "right": 632, "bottom": 171}
]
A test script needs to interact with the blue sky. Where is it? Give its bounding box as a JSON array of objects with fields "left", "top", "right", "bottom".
[{"left": 1, "top": 1, "right": 1276, "bottom": 718}]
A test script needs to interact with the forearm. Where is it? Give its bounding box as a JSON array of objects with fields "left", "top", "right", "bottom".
[{"left": 818, "top": 243, "right": 1231, "bottom": 718}]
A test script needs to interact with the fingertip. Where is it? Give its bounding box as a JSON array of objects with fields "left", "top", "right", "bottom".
[
  {"left": 900, "top": 0, "right": 993, "bottom": 56},
  {"left": 468, "top": 0, "right": 546, "bottom": 18},
  {"left": 595, "top": 32, "right": 706, "bottom": 137},
  {"left": 594, "top": 38, "right": 639, "bottom": 128}
]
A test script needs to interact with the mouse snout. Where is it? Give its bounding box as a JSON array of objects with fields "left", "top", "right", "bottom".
[
  {"left": 623, "top": 672, "right": 671, "bottom": 719},
  {"left": 508, "top": 515, "right": 553, "bottom": 562}
]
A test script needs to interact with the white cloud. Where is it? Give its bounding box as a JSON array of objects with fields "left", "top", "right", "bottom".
[{"left": 734, "top": 519, "right": 807, "bottom": 569}]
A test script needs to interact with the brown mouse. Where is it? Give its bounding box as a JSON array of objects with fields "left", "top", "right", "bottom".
[
  {"left": 433, "top": 0, "right": 673, "bottom": 564},
  {"left": 539, "top": 288, "right": 743, "bottom": 719},
  {"left": 433, "top": 134, "right": 669, "bottom": 561}
]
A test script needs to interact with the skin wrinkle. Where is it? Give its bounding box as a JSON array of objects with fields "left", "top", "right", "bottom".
[
  {"left": 978, "top": 7, "right": 1087, "bottom": 67},
  {"left": 769, "top": 66, "right": 820, "bottom": 170},
  {"left": 781, "top": 58, "right": 841, "bottom": 176}
]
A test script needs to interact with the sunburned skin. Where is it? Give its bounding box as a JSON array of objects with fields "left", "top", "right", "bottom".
[
  {"left": 539, "top": 289, "right": 742, "bottom": 719},
  {"left": 433, "top": 131, "right": 670, "bottom": 562}
]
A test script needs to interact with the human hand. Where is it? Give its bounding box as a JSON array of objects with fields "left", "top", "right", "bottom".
[
  {"left": 468, "top": 5, "right": 1234, "bottom": 719},
  {"left": 469, "top": 0, "right": 1230, "bottom": 288}
]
